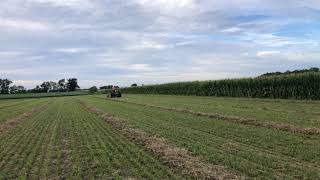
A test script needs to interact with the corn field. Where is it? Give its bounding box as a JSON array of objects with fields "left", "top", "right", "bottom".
[{"left": 121, "top": 72, "right": 320, "bottom": 100}]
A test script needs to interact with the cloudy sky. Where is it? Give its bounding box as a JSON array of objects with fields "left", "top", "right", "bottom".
[{"left": 0, "top": 0, "right": 319, "bottom": 88}]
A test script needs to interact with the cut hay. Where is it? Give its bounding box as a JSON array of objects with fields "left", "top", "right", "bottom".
[
  {"left": 0, "top": 103, "right": 49, "bottom": 134},
  {"left": 79, "top": 100, "right": 242, "bottom": 180},
  {"left": 114, "top": 99, "right": 320, "bottom": 135}
]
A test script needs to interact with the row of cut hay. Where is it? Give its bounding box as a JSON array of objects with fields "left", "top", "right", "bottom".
[
  {"left": 0, "top": 102, "right": 49, "bottom": 134},
  {"left": 79, "top": 100, "right": 242, "bottom": 180},
  {"left": 111, "top": 98, "right": 320, "bottom": 135}
]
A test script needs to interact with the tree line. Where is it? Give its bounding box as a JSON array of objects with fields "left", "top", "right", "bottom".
[
  {"left": 260, "top": 67, "right": 319, "bottom": 77},
  {"left": 0, "top": 78, "right": 80, "bottom": 94}
]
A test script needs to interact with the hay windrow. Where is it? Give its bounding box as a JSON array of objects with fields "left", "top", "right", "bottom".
[
  {"left": 0, "top": 103, "right": 49, "bottom": 134},
  {"left": 112, "top": 99, "right": 320, "bottom": 135},
  {"left": 79, "top": 100, "right": 242, "bottom": 180}
]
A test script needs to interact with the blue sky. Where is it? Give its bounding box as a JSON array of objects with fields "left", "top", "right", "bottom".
[{"left": 0, "top": 0, "right": 319, "bottom": 88}]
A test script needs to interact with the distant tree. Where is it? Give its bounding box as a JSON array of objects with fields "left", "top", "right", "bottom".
[
  {"left": 67, "top": 78, "right": 80, "bottom": 91},
  {"left": 17, "top": 86, "right": 26, "bottom": 93},
  {"left": 35, "top": 85, "right": 42, "bottom": 92},
  {"left": 9, "top": 85, "right": 17, "bottom": 94},
  {"left": 100, "top": 85, "right": 113, "bottom": 90},
  {"left": 0, "top": 79, "right": 13, "bottom": 94},
  {"left": 29, "top": 85, "right": 43, "bottom": 93},
  {"left": 131, "top": 83, "right": 138, "bottom": 87},
  {"left": 260, "top": 67, "right": 320, "bottom": 77},
  {"left": 49, "top": 81, "right": 58, "bottom": 91},
  {"left": 40, "top": 81, "right": 51, "bottom": 92},
  {"left": 310, "top": 67, "right": 320, "bottom": 72},
  {"left": 58, "top": 79, "right": 66, "bottom": 89},
  {"left": 10, "top": 85, "right": 26, "bottom": 94},
  {"left": 89, "top": 86, "right": 98, "bottom": 94}
]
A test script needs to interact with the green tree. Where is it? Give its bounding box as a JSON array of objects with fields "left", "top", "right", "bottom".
[
  {"left": 100, "top": 85, "right": 113, "bottom": 90},
  {"left": 10, "top": 85, "right": 26, "bottom": 94},
  {"left": 310, "top": 67, "right": 319, "bottom": 72},
  {"left": 89, "top": 86, "right": 98, "bottom": 94},
  {"left": 40, "top": 81, "right": 51, "bottom": 92},
  {"left": 131, "top": 83, "right": 138, "bottom": 87},
  {"left": 58, "top": 79, "right": 66, "bottom": 89},
  {"left": 33, "top": 85, "right": 42, "bottom": 93},
  {"left": 49, "top": 81, "right": 58, "bottom": 90},
  {"left": 67, "top": 78, "right": 80, "bottom": 91},
  {"left": 0, "top": 79, "right": 13, "bottom": 94}
]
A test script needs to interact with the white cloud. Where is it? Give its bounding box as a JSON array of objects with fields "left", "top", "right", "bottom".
[
  {"left": 134, "top": 0, "right": 196, "bottom": 17},
  {"left": 257, "top": 51, "right": 320, "bottom": 62},
  {"left": 256, "top": 51, "right": 280, "bottom": 58},
  {"left": 11, "top": 80, "right": 43, "bottom": 88},
  {"left": 55, "top": 48, "right": 91, "bottom": 54},
  {"left": 0, "top": 51, "right": 23, "bottom": 57},
  {"left": 96, "top": 61, "right": 129, "bottom": 70},
  {"left": 0, "top": 18, "right": 49, "bottom": 31},
  {"left": 221, "top": 27, "right": 243, "bottom": 33},
  {"left": 0, "top": 0, "right": 320, "bottom": 88},
  {"left": 242, "top": 33, "right": 318, "bottom": 48},
  {"left": 281, "top": 52, "right": 320, "bottom": 62},
  {"left": 136, "top": 0, "right": 195, "bottom": 9},
  {"left": 127, "top": 41, "right": 168, "bottom": 50},
  {"left": 97, "top": 60, "right": 153, "bottom": 72},
  {"left": 128, "top": 64, "right": 152, "bottom": 71},
  {"left": 299, "top": 0, "right": 320, "bottom": 10},
  {"left": 28, "top": 0, "right": 94, "bottom": 10}
]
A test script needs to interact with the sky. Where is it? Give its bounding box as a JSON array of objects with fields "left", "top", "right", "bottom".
[{"left": 0, "top": 0, "right": 319, "bottom": 89}]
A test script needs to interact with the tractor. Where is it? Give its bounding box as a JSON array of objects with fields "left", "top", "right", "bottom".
[{"left": 107, "top": 86, "right": 122, "bottom": 98}]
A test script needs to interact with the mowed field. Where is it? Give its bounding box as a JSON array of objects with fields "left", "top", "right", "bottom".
[{"left": 0, "top": 94, "right": 320, "bottom": 179}]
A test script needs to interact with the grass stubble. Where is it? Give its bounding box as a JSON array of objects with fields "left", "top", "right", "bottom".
[
  {"left": 1, "top": 95, "right": 320, "bottom": 179},
  {"left": 80, "top": 95, "right": 320, "bottom": 178},
  {"left": 113, "top": 98, "right": 320, "bottom": 135},
  {"left": 79, "top": 100, "right": 242, "bottom": 180},
  {"left": 0, "top": 98, "right": 184, "bottom": 179}
]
